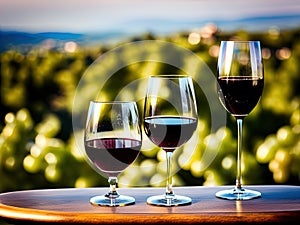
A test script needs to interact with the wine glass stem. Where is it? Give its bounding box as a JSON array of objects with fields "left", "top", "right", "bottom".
[
  {"left": 165, "top": 151, "right": 174, "bottom": 198},
  {"left": 236, "top": 118, "right": 243, "bottom": 190},
  {"left": 105, "top": 177, "right": 120, "bottom": 199}
]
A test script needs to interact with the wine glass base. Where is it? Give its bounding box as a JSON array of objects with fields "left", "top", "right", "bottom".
[
  {"left": 90, "top": 195, "right": 135, "bottom": 207},
  {"left": 147, "top": 195, "right": 192, "bottom": 207},
  {"left": 216, "top": 188, "right": 261, "bottom": 200}
]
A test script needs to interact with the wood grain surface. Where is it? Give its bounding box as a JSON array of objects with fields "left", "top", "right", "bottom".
[{"left": 0, "top": 185, "right": 299, "bottom": 224}]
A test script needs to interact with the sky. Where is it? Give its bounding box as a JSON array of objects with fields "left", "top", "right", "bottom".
[{"left": 0, "top": 0, "right": 300, "bottom": 33}]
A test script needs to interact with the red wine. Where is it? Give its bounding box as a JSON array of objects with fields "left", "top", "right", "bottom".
[
  {"left": 84, "top": 138, "right": 141, "bottom": 176},
  {"left": 217, "top": 76, "right": 264, "bottom": 117},
  {"left": 144, "top": 116, "right": 197, "bottom": 151}
]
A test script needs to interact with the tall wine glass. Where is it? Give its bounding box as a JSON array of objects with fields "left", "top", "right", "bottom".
[
  {"left": 144, "top": 75, "right": 198, "bottom": 206},
  {"left": 84, "top": 101, "right": 142, "bottom": 206},
  {"left": 216, "top": 41, "right": 264, "bottom": 200}
]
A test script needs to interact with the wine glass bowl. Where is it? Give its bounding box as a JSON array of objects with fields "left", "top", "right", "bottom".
[
  {"left": 84, "top": 101, "right": 142, "bottom": 206},
  {"left": 216, "top": 41, "right": 264, "bottom": 200},
  {"left": 143, "top": 75, "right": 198, "bottom": 206}
]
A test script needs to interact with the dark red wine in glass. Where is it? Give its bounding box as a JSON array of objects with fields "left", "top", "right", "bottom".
[
  {"left": 216, "top": 41, "right": 264, "bottom": 200},
  {"left": 85, "top": 138, "right": 141, "bottom": 177},
  {"left": 84, "top": 101, "right": 142, "bottom": 206},
  {"left": 217, "top": 76, "right": 264, "bottom": 117},
  {"left": 143, "top": 75, "right": 198, "bottom": 206},
  {"left": 144, "top": 116, "right": 198, "bottom": 151}
]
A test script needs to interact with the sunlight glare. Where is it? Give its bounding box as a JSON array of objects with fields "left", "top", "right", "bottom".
[
  {"left": 64, "top": 41, "right": 78, "bottom": 53},
  {"left": 223, "top": 41, "right": 234, "bottom": 76},
  {"left": 188, "top": 32, "right": 201, "bottom": 45}
]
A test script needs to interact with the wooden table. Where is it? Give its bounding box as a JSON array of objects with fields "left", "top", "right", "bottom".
[{"left": 0, "top": 185, "right": 299, "bottom": 224}]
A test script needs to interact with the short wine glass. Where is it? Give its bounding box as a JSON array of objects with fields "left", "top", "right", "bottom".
[
  {"left": 144, "top": 75, "right": 198, "bottom": 206},
  {"left": 216, "top": 41, "right": 264, "bottom": 200},
  {"left": 84, "top": 101, "right": 142, "bottom": 206}
]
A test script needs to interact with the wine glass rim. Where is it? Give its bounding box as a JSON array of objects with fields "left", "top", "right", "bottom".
[
  {"left": 90, "top": 100, "right": 136, "bottom": 104},
  {"left": 221, "top": 40, "right": 260, "bottom": 43}
]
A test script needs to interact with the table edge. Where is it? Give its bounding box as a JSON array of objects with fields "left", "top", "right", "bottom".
[{"left": 1, "top": 203, "right": 299, "bottom": 224}]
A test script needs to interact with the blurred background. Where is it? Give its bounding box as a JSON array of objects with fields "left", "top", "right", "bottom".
[{"left": 0, "top": 0, "right": 300, "bottom": 196}]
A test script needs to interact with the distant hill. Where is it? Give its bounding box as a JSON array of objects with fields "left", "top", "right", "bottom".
[
  {"left": 1, "top": 14, "right": 300, "bottom": 52},
  {"left": 0, "top": 30, "right": 131, "bottom": 52},
  {"left": 0, "top": 31, "right": 81, "bottom": 52}
]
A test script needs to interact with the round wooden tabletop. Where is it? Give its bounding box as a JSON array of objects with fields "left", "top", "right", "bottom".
[{"left": 0, "top": 185, "right": 299, "bottom": 224}]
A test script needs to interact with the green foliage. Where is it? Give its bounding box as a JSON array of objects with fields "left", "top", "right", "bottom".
[
  {"left": 256, "top": 110, "right": 300, "bottom": 184},
  {"left": 0, "top": 108, "right": 106, "bottom": 192},
  {"left": 1, "top": 27, "right": 300, "bottom": 191}
]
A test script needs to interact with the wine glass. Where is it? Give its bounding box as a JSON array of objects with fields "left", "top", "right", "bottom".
[
  {"left": 216, "top": 41, "right": 264, "bottom": 200},
  {"left": 84, "top": 101, "right": 142, "bottom": 206},
  {"left": 144, "top": 75, "right": 198, "bottom": 206}
]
